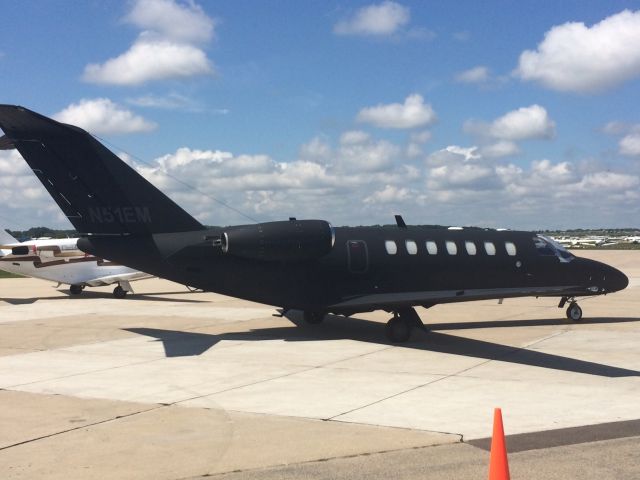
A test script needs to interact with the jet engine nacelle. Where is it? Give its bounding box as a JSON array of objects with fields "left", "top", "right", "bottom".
[{"left": 220, "top": 220, "right": 334, "bottom": 262}]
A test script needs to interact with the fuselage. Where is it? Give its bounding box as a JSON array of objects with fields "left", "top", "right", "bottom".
[
  {"left": 78, "top": 224, "right": 629, "bottom": 313},
  {"left": 0, "top": 237, "right": 148, "bottom": 287}
]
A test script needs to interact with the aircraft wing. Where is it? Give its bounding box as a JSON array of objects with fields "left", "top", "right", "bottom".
[
  {"left": 83, "top": 271, "right": 153, "bottom": 287},
  {"left": 329, "top": 285, "right": 582, "bottom": 312}
]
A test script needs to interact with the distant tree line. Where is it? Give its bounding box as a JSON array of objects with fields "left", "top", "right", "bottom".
[
  {"left": 539, "top": 228, "right": 640, "bottom": 236},
  {"left": 4, "top": 225, "right": 639, "bottom": 242},
  {"left": 6, "top": 227, "right": 78, "bottom": 241}
]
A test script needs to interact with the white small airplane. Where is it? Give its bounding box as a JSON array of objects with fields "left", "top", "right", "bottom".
[{"left": 0, "top": 229, "right": 151, "bottom": 298}]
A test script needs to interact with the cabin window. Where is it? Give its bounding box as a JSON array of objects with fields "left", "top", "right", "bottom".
[
  {"left": 426, "top": 241, "right": 438, "bottom": 255},
  {"left": 505, "top": 242, "right": 517, "bottom": 256},
  {"left": 446, "top": 241, "right": 457, "bottom": 255},
  {"left": 385, "top": 240, "right": 398, "bottom": 255},
  {"left": 534, "top": 235, "right": 574, "bottom": 263},
  {"left": 465, "top": 241, "right": 477, "bottom": 255},
  {"left": 484, "top": 242, "right": 496, "bottom": 256},
  {"left": 532, "top": 236, "right": 555, "bottom": 256},
  {"left": 405, "top": 240, "right": 418, "bottom": 255}
]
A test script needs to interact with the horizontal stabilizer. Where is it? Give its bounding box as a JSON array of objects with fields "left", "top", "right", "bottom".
[
  {"left": 0, "top": 105, "right": 204, "bottom": 235},
  {"left": 0, "top": 135, "right": 15, "bottom": 150}
]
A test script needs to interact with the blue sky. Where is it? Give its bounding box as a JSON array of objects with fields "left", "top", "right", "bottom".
[{"left": 1, "top": 0, "right": 640, "bottom": 230}]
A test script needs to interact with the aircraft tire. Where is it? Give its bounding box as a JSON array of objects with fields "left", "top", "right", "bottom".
[
  {"left": 566, "top": 302, "right": 582, "bottom": 321},
  {"left": 386, "top": 316, "right": 411, "bottom": 343},
  {"left": 69, "top": 284, "right": 83, "bottom": 295},
  {"left": 113, "top": 285, "right": 128, "bottom": 299},
  {"left": 304, "top": 311, "right": 325, "bottom": 324}
]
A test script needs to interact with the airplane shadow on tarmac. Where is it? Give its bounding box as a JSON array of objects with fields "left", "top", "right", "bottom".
[
  {"left": 0, "top": 290, "right": 208, "bottom": 305},
  {"left": 124, "top": 313, "right": 640, "bottom": 378}
]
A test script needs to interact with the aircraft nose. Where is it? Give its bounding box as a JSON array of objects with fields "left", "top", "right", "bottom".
[{"left": 605, "top": 265, "right": 629, "bottom": 293}]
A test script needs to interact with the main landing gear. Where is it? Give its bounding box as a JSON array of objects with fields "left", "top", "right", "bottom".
[
  {"left": 559, "top": 297, "right": 583, "bottom": 321},
  {"left": 113, "top": 285, "right": 128, "bottom": 299},
  {"left": 385, "top": 307, "right": 425, "bottom": 343},
  {"left": 113, "top": 280, "right": 133, "bottom": 299},
  {"left": 69, "top": 284, "right": 84, "bottom": 295}
]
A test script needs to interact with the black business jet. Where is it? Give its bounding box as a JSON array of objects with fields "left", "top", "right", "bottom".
[{"left": 0, "top": 105, "right": 629, "bottom": 342}]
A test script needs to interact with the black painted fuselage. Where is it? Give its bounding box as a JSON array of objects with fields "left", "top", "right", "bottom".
[{"left": 78, "top": 224, "right": 628, "bottom": 315}]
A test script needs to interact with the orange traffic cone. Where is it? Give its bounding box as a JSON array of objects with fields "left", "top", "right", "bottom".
[{"left": 488, "top": 408, "right": 510, "bottom": 480}]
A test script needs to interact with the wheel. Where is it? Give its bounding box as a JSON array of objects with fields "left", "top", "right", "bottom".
[
  {"left": 113, "top": 285, "right": 128, "bottom": 299},
  {"left": 303, "top": 311, "right": 325, "bottom": 324},
  {"left": 566, "top": 302, "right": 582, "bottom": 321},
  {"left": 69, "top": 284, "right": 83, "bottom": 295},
  {"left": 385, "top": 316, "right": 411, "bottom": 343}
]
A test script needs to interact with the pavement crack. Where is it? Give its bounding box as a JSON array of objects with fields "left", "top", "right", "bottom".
[
  {"left": 327, "top": 330, "right": 570, "bottom": 421},
  {"left": 0, "top": 404, "right": 164, "bottom": 452},
  {"left": 176, "top": 441, "right": 465, "bottom": 480},
  {"left": 170, "top": 345, "right": 394, "bottom": 407}
]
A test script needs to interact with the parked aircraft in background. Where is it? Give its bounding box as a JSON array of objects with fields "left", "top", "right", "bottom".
[
  {"left": 0, "top": 229, "right": 150, "bottom": 298},
  {"left": 0, "top": 105, "right": 629, "bottom": 341},
  {"left": 553, "top": 235, "right": 639, "bottom": 249}
]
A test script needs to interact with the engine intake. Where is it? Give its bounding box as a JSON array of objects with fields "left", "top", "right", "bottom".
[{"left": 220, "top": 219, "right": 334, "bottom": 262}]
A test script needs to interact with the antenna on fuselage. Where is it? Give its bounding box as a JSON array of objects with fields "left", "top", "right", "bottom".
[{"left": 395, "top": 215, "right": 407, "bottom": 229}]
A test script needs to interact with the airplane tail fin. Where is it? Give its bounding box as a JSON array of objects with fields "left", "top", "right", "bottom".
[
  {"left": 0, "top": 105, "right": 204, "bottom": 235},
  {"left": 0, "top": 228, "right": 18, "bottom": 245}
]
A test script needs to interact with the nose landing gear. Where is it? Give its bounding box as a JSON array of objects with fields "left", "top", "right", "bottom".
[
  {"left": 385, "top": 307, "right": 426, "bottom": 343},
  {"left": 566, "top": 302, "right": 583, "bottom": 321},
  {"left": 559, "top": 296, "right": 583, "bottom": 321}
]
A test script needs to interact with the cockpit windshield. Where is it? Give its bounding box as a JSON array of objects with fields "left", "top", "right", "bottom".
[{"left": 533, "top": 235, "right": 574, "bottom": 262}]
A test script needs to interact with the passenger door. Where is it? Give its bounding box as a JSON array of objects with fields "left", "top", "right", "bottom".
[{"left": 347, "top": 240, "right": 368, "bottom": 274}]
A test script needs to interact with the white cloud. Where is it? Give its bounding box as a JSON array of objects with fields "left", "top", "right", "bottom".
[
  {"left": 125, "top": 0, "right": 215, "bottom": 44},
  {"left": 488, "top": 105, "right": 555, "bottom": 140},
  {"left": 602, "top": 121, "right": 630, "bottom": 136},
  {"left": 600, "top": 121, "right": 640, "bottom": 156},
  {"left": 515, "top": 10, "right": 640, "bottom": 93},
  {"left": 410, "top": 130, "right": 431, "bottom": 144},
  {"left": 428, "top": 163, "right": 496, "bottom": 190},
  {"left": 3, "top": 126, "right": 639, "bottom": 230},
  {"left": 83, "top": 0, "right": 215, "bottom": 86},
  {"left": 142, "top": 144, "right": 640, "bottom": 227},
  {"left": 83, "top": 38, "right": 213, "bottom": 86},
  {"left": 465, "top": 105, "right": 555, "bottom": 141},
  {"left": 364, "top": 184, "right": 410, "bottom": 204},
  {"left": 575, "top": 172, "right": 639, "bottom": 191},
  {"left": 479, "top": 141, "right": 520, "bottom": 158},
  {"left": 357, "top": 94, "right": 437, "bottom": 129},
  {"left": 299, "top": 136, "right": 332, "bottom": 163},
  {"left": 426, "top": 145, "right": 481, "bottom": 166},
  {"left": 455, "top": 66, "right": 490, "bottom": 84},
  {"left": 340, "top": 130, "right": 371, "bottom": 145},
  {"left": 337, "top": 132, "right": 400, "bottom": 172},
  {"left": 620, "top": 132, "right": 640, "bottom": 156},
  {"left": 126, "top": 93, "right": 216, "bottom": 113},
  {"left": 334, "top": 1, "right": 410, "bottom": 36},
  {"left": 529, "top": 159, "right": 575, "bottom": 185},
  {"left": 53, "top": 98, "right": 156, "bottom": 135}
]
